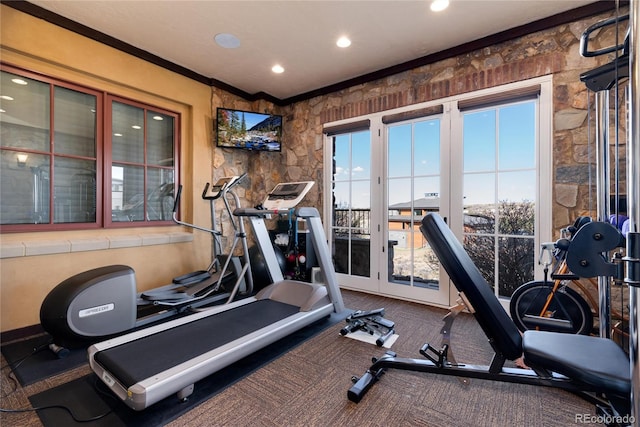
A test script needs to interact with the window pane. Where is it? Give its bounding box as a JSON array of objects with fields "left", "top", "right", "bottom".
[
  {"left": 54, "top": 87, "right": 97, "bottom": 158},
  {"left": 388, "top": 177, "right": 411, "bottom": 248},
  {"left": 463, "top": 110, "right": 496, "bottom": 172},
  {"left": 147, "top": 111, "right": 174, "bottom": 166},
  {"left": 351, "top": 131, "right": 370, "bottom": 180},
  {"left": 498, "top": 103, "right": 535, "bottom": 170},
  {"left": 498, "top": 170, "right": 535, "bottom": 203},
  {"left": 0, "top": 71, "right": 50, "bottom": 151},
  {"left": 0, "top": 152, "right": 50, "bottom": 224},
  {"left": 463, "top": 173, "right": 496, "bottom": 234},
  {"left": 464, "top": 234, "right": 495, "bottom": 287},
  {"left": 332, "top": 181, "right": 350, "bottom": 214},
  {"left": 463, "top": 98, "right": 538, "bottom": 297},
  {"left": 414, "top": 119, "right": 440, "bottom": 176},
  {"left": 112, "top": 102, "right": 144, "bottom": 163},
  {"left": 498, "top": 236, "right": 534, "bottom": 297},
  {"left": 112, "top": 164, "right": 144, "bottom": 222},
  {"left": 53, "top": 157, "right": 96, "bottom": 223},
  {"left": 350, "top": 180, "right": 370, "bottom": 210},
  {"left": 147, "top": 168, "right": 174, "bottom": 221},
  {"left": 331, "top": 130, "right": 371, "bottom": 279},
  {"left": 112, "top": 165, "right": 124, "bottom": 212},
  {"left": 414, "top": 176, "right": 439, "bottom": 205},
  {"left": 388, "top": 177, "right": 411, "bottom": 207},
  {"left": 333, "top": 134, "right": 349, "bottom": 182},
  {"left": 388, "top": 124, "right": 411, "bottom": 177},
  {"left": 499, "top": 200, "right": 534, "bottom": 236}
]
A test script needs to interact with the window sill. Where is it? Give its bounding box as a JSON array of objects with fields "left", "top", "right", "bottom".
[{"left": 0, "top": 232, "right": 193, "bottom": 259}]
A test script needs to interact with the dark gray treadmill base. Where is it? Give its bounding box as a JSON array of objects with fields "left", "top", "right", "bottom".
[{"left": 94, "top": 299, "right": 299, "bottom": 388}]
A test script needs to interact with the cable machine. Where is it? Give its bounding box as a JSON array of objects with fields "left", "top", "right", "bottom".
[
  {"left": 626, "top": 1, "right": 639, "bottom": 423},
  {"left": 573, "top": 4, "right": 638, "bottom": 423}
]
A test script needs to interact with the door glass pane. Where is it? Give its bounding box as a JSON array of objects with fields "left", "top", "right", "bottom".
[
  {"left": 414, "top": 120, "right": 440, "bottom": 175},
  {"left": 112, "top": 102, "right": 144, "bottom": 163},
  {"left": 388, "top": 126, "right": 411, "bottom": 177},
  {"left": 463, "top": 110, "right": 495, "bottom": 172},
  {"left": 498, "top": 103, "right": 535, "bottom": 169},
  {"left": 387, "top": 118, "right": 441, "bottom": 289},
  {"left": 54, "top": 87, "right": 97, "bottom": 157},
  {"left": 0, "top": 71, "right": 50, "bottom": 152},
  {"left": 331, "top": 131, "right": 371, "bottom": 278},
  {"left": 54, "top": 157, "right": 96, "bottom": 223},
  {"left": 499, "top": 236, "right": 535, "bottom": 298},
  {"left": 498, "top": 170, "right": 535, "bottom": 235},
  {"left": 463, "top": 173, "right": 496, "bottom": 234}
]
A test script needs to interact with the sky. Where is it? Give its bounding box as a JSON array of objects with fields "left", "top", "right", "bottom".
[{"left": 222, "top": 110, "right": 273, "bottom": 129}]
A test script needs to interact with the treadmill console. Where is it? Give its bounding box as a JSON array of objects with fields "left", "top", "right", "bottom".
[{"left": 262, "top": 181, "right": 315, "bottom": 210}]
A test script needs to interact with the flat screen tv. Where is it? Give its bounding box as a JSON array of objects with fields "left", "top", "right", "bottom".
[{"left": 216, "top": 108, "right": 282, "bottom": 152}]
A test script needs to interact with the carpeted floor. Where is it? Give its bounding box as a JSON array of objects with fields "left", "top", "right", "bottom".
[{"left": 1, "top": 290, "right": 602, "bottom": 426}]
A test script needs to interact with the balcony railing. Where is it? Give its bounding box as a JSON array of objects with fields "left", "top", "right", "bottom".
[{"left": 333, "top": 208, "right": 371, "bottom": 235}]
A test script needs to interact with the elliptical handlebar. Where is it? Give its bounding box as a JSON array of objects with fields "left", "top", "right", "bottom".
[
  {"left": 201, "top": 182, "right": 212, "bottom": 200},
  {"left": 173, "top": 184, "right": 182, "bottom": 214},
  {"left": 172, "top": 184, "right": 221, "bottom": 236}
]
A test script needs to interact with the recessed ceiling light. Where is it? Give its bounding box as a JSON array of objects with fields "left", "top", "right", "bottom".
[
  {"left": 131, "top": 125, "right": 141, "bottom": 129},
  {"left": 337, "top": 36, "right": 351, "bottom": 48},
  {"left": 0, "top": 109, "right": 5, "bottom": 113},
  {"left": 430, "top": 0, "right": 449, "bottom": 12},
  {"left": 0, "top": 95, "right": 14, "bottom": 101},
  {"left": 152, "top": 115, "right": 164, "bottom": 121},
  {"left": 214, "top": 33, "right": 241, "bottom": 49},
  {"left": 272, "top": 64, "right": 285, "bottom": 74},
  {"left": 11, "top": 78, "right": 28, "bottom": 85},
  {"left": 114, "top": 133, "right": 123, "bottom": 137}
]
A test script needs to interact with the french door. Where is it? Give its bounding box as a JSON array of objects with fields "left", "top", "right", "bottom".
[
  {"left": 325, "top": 114, "right": 451, "bottom": 306},
  {"left": 324, "top": 77, "right": 552, "bottom": 308},
  {"left": 378, "top": 115, "right": 451, "bottom": 305}
]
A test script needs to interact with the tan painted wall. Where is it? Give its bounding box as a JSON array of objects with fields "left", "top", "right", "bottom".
[{"left": 0, "top": 5, "right": 223, "bottom": 331}]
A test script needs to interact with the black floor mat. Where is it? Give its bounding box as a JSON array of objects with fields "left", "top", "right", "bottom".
[
  {"left": 1, "top": 334, "right": 87, "bottom": 386},
  {"left": 29, "top": 312, "right": 346, "bottom": 426}
]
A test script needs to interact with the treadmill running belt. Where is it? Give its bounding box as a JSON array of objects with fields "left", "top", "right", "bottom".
[{"left": 94, "top": 299, "right": 299, "bottom": 388}]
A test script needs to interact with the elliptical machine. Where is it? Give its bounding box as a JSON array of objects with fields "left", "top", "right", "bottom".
[{"left": 40, "top": 174, "right": 253, "bottom": 354}]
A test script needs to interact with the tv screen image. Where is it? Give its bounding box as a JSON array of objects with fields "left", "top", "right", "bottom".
[{"left": 216, "top": 108, "right": 282, "bottom": 152}]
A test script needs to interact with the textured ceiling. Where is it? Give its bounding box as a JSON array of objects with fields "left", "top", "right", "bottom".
[{"left": 27, "top": 0, "right": 598, "bottom": 100}]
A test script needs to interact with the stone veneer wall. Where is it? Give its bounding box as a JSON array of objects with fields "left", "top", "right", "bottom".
[{"left": 212, "top": 9, "right": 627, "bottom": 236}]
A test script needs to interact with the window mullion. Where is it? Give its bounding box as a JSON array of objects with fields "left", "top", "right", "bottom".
[{"left": 48, "top": 83, "right": 55, "bottom": 225}]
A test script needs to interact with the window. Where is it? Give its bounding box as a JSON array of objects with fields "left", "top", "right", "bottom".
[
  {"left": 461, "top": 100, "right": 538, "bottom": 298},
  {"left": 107, "top": 97, "right": 177, "bottom": 224},
  {"left": 323, "top": 77, "right": 552, "bottom": 307},
  {"left": 329, "top": 128, "right": 372, "bottom": 278},
  {"left": 0, "top": 66, "right": 179, "bottom": 231}
]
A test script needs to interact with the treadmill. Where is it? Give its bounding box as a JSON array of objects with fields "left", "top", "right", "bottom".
[{"left": 88, "top": 181, "right": 345, "bottom": 410}]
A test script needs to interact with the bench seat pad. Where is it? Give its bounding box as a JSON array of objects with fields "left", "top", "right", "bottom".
[{"left": 523, "top": 330, "right": 630, "bottom": 395}]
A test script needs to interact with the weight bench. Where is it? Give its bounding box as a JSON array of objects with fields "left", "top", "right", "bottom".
[{"left": 348, "top": 213, "right": 631, "bottom": 419}]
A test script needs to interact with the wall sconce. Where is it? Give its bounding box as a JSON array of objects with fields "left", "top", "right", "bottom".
[{"left": 16, "top": 153, "right": 28, "bottom": 167}]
